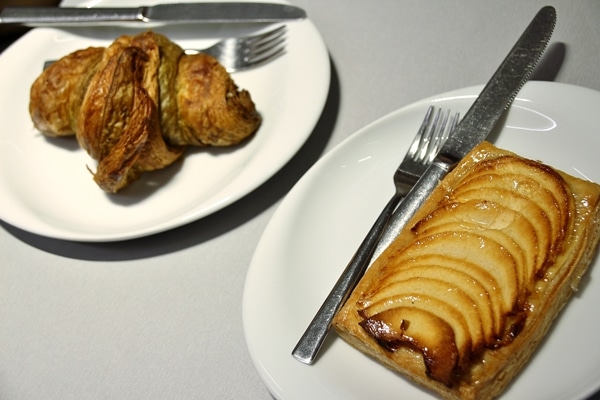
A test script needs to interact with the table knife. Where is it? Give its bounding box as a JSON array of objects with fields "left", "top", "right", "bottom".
[
  {"left": 291, "top": 5, "right": 556, "bottom": 365},
  {"left": 374, "top": 5, "right": 556, "bottom": 257},
  {"left": 0, "top": 2, "right": 306, "bottom": 25}
]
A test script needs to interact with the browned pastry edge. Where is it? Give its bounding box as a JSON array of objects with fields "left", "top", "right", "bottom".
[
  {"left": 333, "top": 141, "right": 600, "bottom": 400},
  {"left": 173, "top": 53, "right": 262, "bottom": 147},
  {"left": 29, "top": 47, "right": 104, "bottom": 137}
]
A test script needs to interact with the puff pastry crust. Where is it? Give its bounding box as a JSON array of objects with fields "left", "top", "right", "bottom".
[{"left": 333, "top": 141, "right": 600, "bottom": 400}]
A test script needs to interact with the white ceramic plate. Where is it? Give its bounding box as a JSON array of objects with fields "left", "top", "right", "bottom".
[
  {"left": 243, "top": 82, "right": 600, "bottom": 400},
  {"left": 0, "top": 0, "right": 329, "bottom": 241}
]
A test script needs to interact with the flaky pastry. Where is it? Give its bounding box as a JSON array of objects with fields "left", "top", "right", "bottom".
[{"left": 333, "top": 141, "right": 600, "bottom": 400}]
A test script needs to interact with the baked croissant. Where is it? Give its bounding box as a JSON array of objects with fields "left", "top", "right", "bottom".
[{"left": 29, "top": 31, "right": 261, "bottom": 193}]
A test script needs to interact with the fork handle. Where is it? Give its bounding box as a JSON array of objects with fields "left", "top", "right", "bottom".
[{"left": 291, "top": 193, "right": 401, "bottom": 364}]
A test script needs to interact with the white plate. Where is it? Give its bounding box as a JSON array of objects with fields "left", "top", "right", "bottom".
[
  {"left": 0, "top": 0, "right": 329, "bottom": 241},
  {"left": 243, "top": 82, "right": 600, "bottom": 400}
]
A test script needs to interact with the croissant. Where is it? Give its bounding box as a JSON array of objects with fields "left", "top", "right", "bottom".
[{"left": 29, "top": 31, "right": 261, "bottom": 193}]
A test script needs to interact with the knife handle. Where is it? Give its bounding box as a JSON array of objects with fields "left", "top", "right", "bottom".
[
  {"left": 292, "top": 192, "right": 402, "bottom": 364},
  {"left": 0, "top": 7, "right": 140, "bottom": 24},
  {"left": 372, "top": 160, "right": 452, "bottom": 259}
]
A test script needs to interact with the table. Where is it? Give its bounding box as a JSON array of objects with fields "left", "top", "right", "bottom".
[{"left": 2, "top": 1, "right": 599, "bottom": 399}]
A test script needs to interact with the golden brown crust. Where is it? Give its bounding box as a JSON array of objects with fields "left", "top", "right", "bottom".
[
  {"left": 333, "top": 141, "right": 600, "bottom": 400},
  {"left": 154, "top": 32, "right": 185, "bottom": 146},
  {"left": 174, "top": 53, "right": 262, "bottom": 147},
  {"left": 28, "top": 31, "right": 261, "bottom": 193},
  {"left": 76, "top": 32, "right": 183, "bottom": 193},
  {"left": 29, "top": 47, "right": 104, "bottom": 136}
]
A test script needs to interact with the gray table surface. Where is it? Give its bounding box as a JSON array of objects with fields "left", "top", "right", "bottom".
[{"left": 2, "top": 1, "right": 600, "bottom": 399}]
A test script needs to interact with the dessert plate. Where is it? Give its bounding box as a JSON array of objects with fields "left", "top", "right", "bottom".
[
  {"left": 243, "top": 82, "right": 600, "bottom": 400},
  {"left": 0, "top": 0, "right": 329, "bottom": 241}
]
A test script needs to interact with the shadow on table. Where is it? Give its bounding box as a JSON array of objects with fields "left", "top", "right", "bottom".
[
  {"left": 529, "top": 41, "right": 566, "bottom": 82},
  {"left": 1, "top": 57, "right": 341, "bottom": 261}
]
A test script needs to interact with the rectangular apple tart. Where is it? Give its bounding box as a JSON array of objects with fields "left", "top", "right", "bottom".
[{"left": 333, "top": 141, "right": 600, "bottom": 400}]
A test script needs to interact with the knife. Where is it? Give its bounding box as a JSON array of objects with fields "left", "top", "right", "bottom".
[
  {"left": 0, "top": 2, "right": 306, "bottom": 26},
  {"left": 291, "top": 5, "right": 556, "bottom": 365},
  {"left": 373, "top": 5, "right": 556, "bottom": 258}
]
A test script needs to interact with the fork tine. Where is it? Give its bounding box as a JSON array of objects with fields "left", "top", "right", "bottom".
[
  {"left": 245, "top": 38, "right": 286, "bottom": 61},
  {"left": 430, "top": 111, "right": 460, "bottom": 156},
  {"left": 242, "top": 26, "right": 287, "bottom": 64},
  {"left": 213, "top": 25, "right": 287, "bottom": 72},
  {"left": 408, "top": 106, "right": 434, "bottom": 156},
  {"left": 218, "top": 43, "right": 286, "bottom": 72},
  {"left": 244, "top": 25, "right": 287, "bottom": 45},
  {"left": 244, "top": 45, "right": 286, "bottom": 67},
  {"left": 413, "top": 107, "right": 461, "bottom": 164},
  {"left": 411, "top": 106, "right": 446, "bottom": 164},
  {"left": 422, "top": 109, "right": 450, "bottom": 162},
  {"left": 227, "top": 34, "right": 286, "bottom": 71},
  {"left": 416, "top": 108, "right": 444, "bottom": 162},
  {"left": 210, "top": 25, "right": 286, "bottom": 54},
  {"left": 247, "top": 31, "right": 286, "bottom": 56}
]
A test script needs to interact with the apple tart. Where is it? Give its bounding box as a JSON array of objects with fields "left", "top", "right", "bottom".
[{"left": 333, "top": 141, "right": 600, "bottom": 400}]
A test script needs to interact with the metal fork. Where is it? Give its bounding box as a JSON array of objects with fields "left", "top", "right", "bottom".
[
  {"left": 44, "top": 25, "right": 287, "bottom": 73},
  {"left": 184, "top": 25, "right": 286, "bottom": 72},
  {"left": 291, "top": 106, "right": 460, "bottom": 365}
]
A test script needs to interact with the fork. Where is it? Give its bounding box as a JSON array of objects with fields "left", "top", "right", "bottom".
[
  {"left": 44, "top": 25, "right": 287, "bottom": 73},
  {"left": 184, "top": 25, "right": 287, "bottom": 72},
  {"left": 291, "top": 106, "right": 460, "bottom": 365}
]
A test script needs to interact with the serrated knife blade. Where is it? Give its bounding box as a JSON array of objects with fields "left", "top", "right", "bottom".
[{"left": 374, "top": 5, "right": 556, "bottom": 255}]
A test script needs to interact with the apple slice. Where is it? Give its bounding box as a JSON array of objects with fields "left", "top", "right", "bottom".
[
  {"left": 361, "top": 275, "right": 486, "bottom": 360},
  {"left": 360, "top": 307, "right": 459, "bottom": 386},
  {"left": 451, "top": 187, "right": 552, "bottom": 275},
  {"left": 412, "top": 200, "right": 537, "bottom": 295},
  {"left": 374, "top": 264, "right": 497, "bottom": 342},
  {"left": 455, "top": 173, "right": 563, "bottom": 249},
  {"left": 388, "top": 253, "right": 506, "bottom": 336},
  {"left": 376, "top": 231, "right": 519, "bottom": 315},
  {"left": 457, "top": 155, "right": 572, "bottom": 256},
  {"left": 359, "top": 291, "right": 472, "bottom": 370}
]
